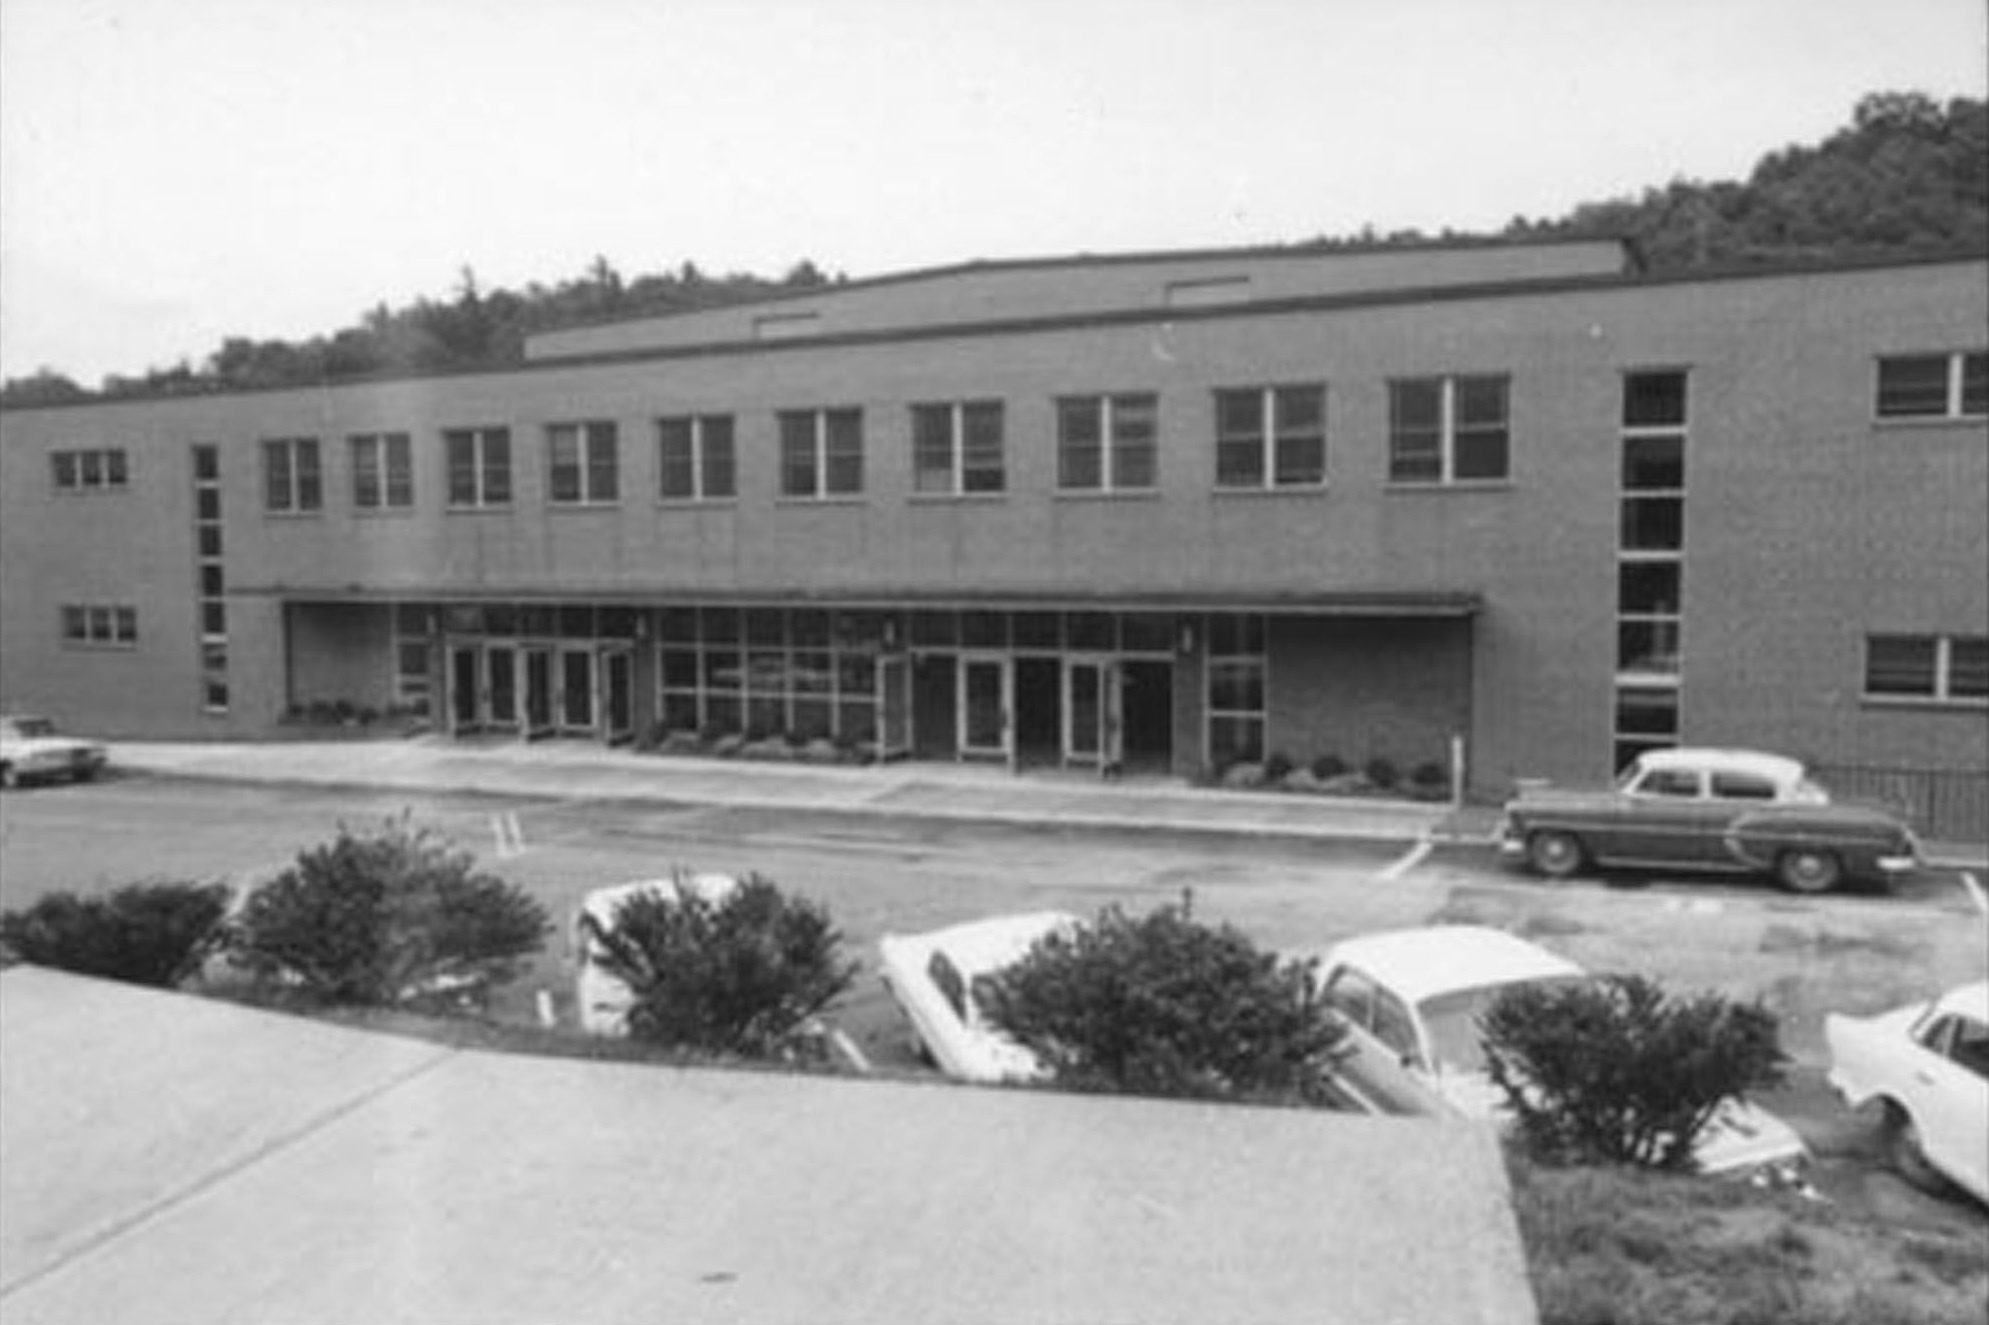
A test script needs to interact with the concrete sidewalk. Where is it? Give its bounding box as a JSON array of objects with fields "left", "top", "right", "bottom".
[
  {"left": 0, "top": 967, "right": 1539, "bottom": 1324},
  {"left": 110, "top": 735, "right": 1488, "bottom": 845}
]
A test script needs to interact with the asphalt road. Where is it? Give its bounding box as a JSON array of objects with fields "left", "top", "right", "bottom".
[{"left": 4, "top": 770, "right": 1985, "bottom": 1231}]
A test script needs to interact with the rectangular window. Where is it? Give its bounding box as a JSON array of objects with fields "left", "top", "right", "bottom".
[
  {"left": 51, "top": 447, "right": 130, "bottom": 492},
  {"left": 657, "top": 415, "right": 736, "bottom": 500},
  {"left": 349, "top": 432, "right": 413, "bottom": 509},
  {"left": 1058, "top": 394, "right": 1158, "bottom": 491},
  {"left": 1865, "top": 634, "right": 1989, "bottom": 703},
  {"left": 779, "top": 408, "right": 864, "bottom": 498},
  {"left": 59, "top": 603, "right": 138, "bottom": 647},
  {"left": 1389, "top": 376, "right": 1509, "bottom": 483},
  {"left": 1877, "top": 352, "right": 1988, "bottom": 420},
  {"left": 445, "top": 427, "right": 512, "bottom": 508},
  {"left": 1214, "top": 386, "right": 1325, "bottom": 489},
  {"left": 912, "top": 401, "right": 1004, "bottom": 495},
  {"left": 261, "top": 438, "right": 322, "bottom": 512},
  {"left": 548, "top": 421, "right": 618, "bottom": 504}
]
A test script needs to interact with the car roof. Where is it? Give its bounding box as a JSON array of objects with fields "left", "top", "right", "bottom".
[
  {"left": 1324, "top": 926, "right": 1584, "bottom": 1006},
  {"left": 1934, "top": 982, "right": 1989, "bottom": 1023},
  {"left": 577, "top": 873, "right": 738, "bottom": 925},
  {"left": 1634, "top": 747, "right": 1806, "bottom": 783},
  {"left": 882, "top": 911, "right": 1081, "bottom": 979}
]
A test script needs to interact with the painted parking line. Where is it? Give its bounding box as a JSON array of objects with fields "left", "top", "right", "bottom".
[{"left": 1376, "top": 838, "right": 1433, "bottom": 882}]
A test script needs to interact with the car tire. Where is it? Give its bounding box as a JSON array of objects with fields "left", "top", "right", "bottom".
[
  {"left": 1776, "top": 847, "right": 1842, "bottom": 894},
  {"left": 1883, "top": 1102, "right": 1948, "bottom": 1195},
  {"left": 1527, "top": 830, "right": 1585, "bottom": 879}
]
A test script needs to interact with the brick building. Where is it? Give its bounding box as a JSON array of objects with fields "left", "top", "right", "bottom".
[{"left": 2, "top": 238, "right": 1984, "bottom": 824}]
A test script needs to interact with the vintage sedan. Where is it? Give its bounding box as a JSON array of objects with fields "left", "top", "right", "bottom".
[
  {"left": 1500, "top": 747, "right": 1919, "bottom": 893},
  {"left": 0, "top": 713, "right": 108, "bottom": 789},
  {"left": 1314, "top": 925, "right": 1810, "bottom": 1182},
  {"left": 1826, "top": 982, "right": 1988, "bottom": 1205},
  {"left": 570, "top": 872, "right": 740, "bottom": 1035},
  {"left": 877, "top": 911, "right": 1081, "bottom": 1083}
]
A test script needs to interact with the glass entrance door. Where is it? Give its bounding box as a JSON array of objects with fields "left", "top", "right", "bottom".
[
  {"left": 601, "top": 647, "right": 634, "bottom": 744},
  {"left": 877, "top": 654, "right": 911, "bottom": 758},
  {"left": 449, "top": 644, "right": 481, "bottom": 734},
  {"left": 485, "top": 645, "right": 519, "bottom": 732},
  {"left": 559, "top": 647, "right": 595, "bottom": 734},
  {"left": 958, "top": 654, "right": 1012, "bottom": 764},
  {"left": 1063, "top": 656, "right": 1120, "bottom": 768},
  {"left": 522, "top": 647, "right": 556, "bottom": 739}
]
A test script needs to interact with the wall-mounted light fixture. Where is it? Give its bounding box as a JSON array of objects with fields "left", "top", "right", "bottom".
[{"left": 1178, "top": 620, "right": 1197, "bottom": 654}]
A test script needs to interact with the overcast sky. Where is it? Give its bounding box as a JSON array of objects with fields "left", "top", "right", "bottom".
[{"left": 2, "top": 0, "right": 1984, "bottom": 386}]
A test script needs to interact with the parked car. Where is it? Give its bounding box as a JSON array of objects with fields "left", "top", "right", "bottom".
[
  {"left": 877, "top": 911, "right": 1082, "bottom": 1083},
  {"left": 1500, "top": 747, "right": 1919, "bottom": 893},
  {"left": 1314, "top": 925, "right": 1809, "bottom": 1182},
  {"left": 1826, "top": 982, "right": 1989, "bottom": 1205},
  {"left": 570, "top": 872, "right": 740, "bottom": 1035},
  {"left": 0, "top": 713, "right": 108, "bottom": 789}
]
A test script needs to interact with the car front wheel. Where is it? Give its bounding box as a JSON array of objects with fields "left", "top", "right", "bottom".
[
  {"left": 1884, "top": 1103, "right": 1947, "bottom": 1195},
  {"left": 1776, "top": 847, "right": 1842, "bottom": 894},
  {"left": 1527, "top": 830, "right": 1585, "bottom": 879}
]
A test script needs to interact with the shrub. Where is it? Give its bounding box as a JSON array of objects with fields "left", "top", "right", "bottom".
[
  {"left": 1364, "top": 756, "right": 1400, "bottom": 790},
  {"left": 0, "top": 881, "right": 231, "bottom": 987},
  {"left": 581, "top": 873, "right": 857, "bottom": 1057},
  {"left": 1410, "top": 760, "right": 1448, "bottom": 793},
  {"left": 1311, "top": 753, "right": 1349, "bottom": 780},
  {"left": 229, "top": 815, "right": 549, "bottom": 1008},
  {"left": 1263, "top": 750, "right": 1295, "bottom": 782},
  {"left": 981, "top": 896, "right": 1346, "bottom": 1105},
  {"left": 1480, "top": 974, "right": 1788, "bottom": 1171}
]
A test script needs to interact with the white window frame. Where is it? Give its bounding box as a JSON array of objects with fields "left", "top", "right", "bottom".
[
  {"left": 779, "top": 408, "right": 864, "bottom": 499},
  {"left": 547, "top": 421, "right": 619, "bottom": 506},
  {"left": 911, "top": 400, "right": 1005, "bottom": 496},
  {"left": 657, "top": 415, "right": 736, "bottom": 501},
  {"left": 349, "top": 432, "right": 413, "bottom": 510},
  {"left": 1057, "top": 393, "right": 1158, "bottom": 492},
  {"left": 1875, "top": 351, "right": 1988, "bottom": 421},
  {"left": 1388, "top": 376, "right": 1509, "bottom": 485},
  {"left": 1214, "top": 385, "right": 1326, "bottom": 490},
  {"left": 1864, "top": 634, "right": 1989, "bottom": 705},
  {"left": 445, "top": 427, "right": 512, "bottom": 509},
  {"left": 261, "top": 437, "right": 322, "bottom": 513}
]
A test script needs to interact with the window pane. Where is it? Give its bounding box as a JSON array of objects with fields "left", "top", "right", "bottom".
[
  {"left": 961, "top": 403, "right": 1004, "bottom": 493},
  {"left": 1620, "top": 497, "right": 1684, "bottom": 551},
  {"left": 1866, "top": 636, "right": 1938, "bottom": 696},
  {"left": 1946, "top": 638, "right": 1988, "bottom": 699},
  {"left": 483, "top": 430, "right": 512, "bottom": 504},
  {"left": 1876, "top": 356, "right": 1952, "bottom": 417},
  {"left": 1215, "top": 390, "right": 1264, "bottom": 487},
  {"left": 1389, "top": 381, "right": 1442, "bottom": 482},
  {"left": 780, "top": 413, "right": 819, "bottom": 497},
  {"left": 385, "top": 434, "right": 413, "bottom": 506},
  {"left": 52, "top": 452, "right": 78, "bottom": 489},
  {"left": 1110, "top": 394, "right": 1157, "bottom": 489},
  {"left": 703, "top": 417, "right": 735, "bottom": 497},
  {"left": 1622, "top": 435, "right": 1684, "bottom": 490},
  {"left": 106, "top": 449, "right": 128, "bottom": 486},
  {"left": 62, "top": 606, "right": 87, "bottom": 640},
  {"left": 264, "top": 441, "right": 292, "bottom": 509},
  {"left": 193, "top": 445, "right": 219, "bottom": 481},
  {"left": 1273, "top": 386, "right": 1325, "bottom": 485},
  {"left": 202, "top": 601, "right": 227, "bottom": 635},
  {"left": 658, "top": 418, "right": 694, "bottom": 498},
  {"left": 296, "top": 441, "right": 322, "bottom": 510},
  {"left": 352, "top": 437, "right": 382, "bottom": 508},
  {"left": 548, "top": 427, "right": 582, "bottom": 502},
  {"left": 586, "top": 425, "right": 618, "bottom": 501},
  {"left": 1962, "top": 354, "right": 1987, "bottom": 417},
  {"left": 1208, "top": 658, "right": 1265, "bottom": 712},
  {"left": 1617, "top": 620, "right": 1681, "bottom": 674},
  {"left": 1453, "top": 426, "right": 1508, "bottom": 480},
  {"left": 447, "top": 431, "right": 478, "bottom": 504},
  {"left": 1619, "top": 562, "right": 1681, "bottom": 615},
  {"left": 825, "top": 410, "right": 863, "bottom": 494},
  {"left": 1058, "top": 398, "right": 1103, "bottom": 489},
  {"left": 1623, "top": 372, "right": 1687, "bottom": 428},
  {"left": 1614, "top": 687, "right": 1679, "bottom": 736},
  {"left": 197, "top": 488, "right": 221, "bottom": 520},
  {"left": 912, "top": 405, "right": 955, "bottom": 493}
]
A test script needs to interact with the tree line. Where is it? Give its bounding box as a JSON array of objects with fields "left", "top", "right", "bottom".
[{"left": 5, "top": 91, "right": 1982, "bottom": 406}]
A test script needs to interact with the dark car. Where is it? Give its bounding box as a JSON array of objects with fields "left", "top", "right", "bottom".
[{"left": 1500, "top": 747, "right": 1919, "bottom": 893}]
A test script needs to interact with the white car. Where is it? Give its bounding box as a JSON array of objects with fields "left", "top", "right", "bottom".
[
  {"left": 1826, "top": 982, "right": 1989, "bottom": 1205},
  {"left": 1314, "top": 925, "right": 1809, "bottom": 1181},
  {"left": 571, "top": 873, "right": 740, "bottom": 1035},
  {"left": 877, "top": 911, "right": 1081, "bottom": 1083},
  {"left": 0, "top": 713, "right": 108, "bottom": 789}
]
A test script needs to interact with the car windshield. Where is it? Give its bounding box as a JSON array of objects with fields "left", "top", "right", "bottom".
[
  {"left": 1420, "top": 976, "right": 1588, "bottom": 1075},
  {"left": 9, "top": 718, "right": 55, "bottom": 738}
]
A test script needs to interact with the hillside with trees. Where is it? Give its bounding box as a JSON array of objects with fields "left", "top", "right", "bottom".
[{"left": 4, "top": 91, "right": 1982, "bottom": 405}]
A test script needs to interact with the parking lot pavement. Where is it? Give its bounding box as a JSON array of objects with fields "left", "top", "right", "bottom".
[{"left": 0, "top": 967, "right": 1540, "bottom": 1325}]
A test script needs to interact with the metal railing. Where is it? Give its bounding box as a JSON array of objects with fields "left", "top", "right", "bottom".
[{"left": 1811, "top": 763, "right": 1989, "bottom": 847}]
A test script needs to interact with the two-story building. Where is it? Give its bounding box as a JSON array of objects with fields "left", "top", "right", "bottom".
[{"left": 2, "top": 237, "right": 1984, "bottom": 828}]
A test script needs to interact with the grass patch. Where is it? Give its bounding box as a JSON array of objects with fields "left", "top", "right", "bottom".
[{"left": 1507, "top": 1151, "right": 1987, "bottom": 1325}]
